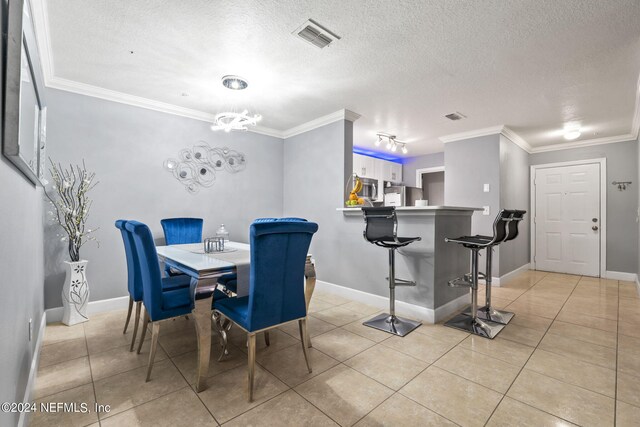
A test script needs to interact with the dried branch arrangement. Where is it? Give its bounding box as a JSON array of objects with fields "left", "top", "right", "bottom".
[{"left": 44, "top": 159, "right": 99, "bottom": 261}]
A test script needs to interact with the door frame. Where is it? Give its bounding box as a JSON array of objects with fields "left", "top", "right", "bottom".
[
  {"left": 415, "top": 166, "right": 445, "bottom": 187},
  {"left": 530, "top": 158, "right": 607, "bottom": 277}
]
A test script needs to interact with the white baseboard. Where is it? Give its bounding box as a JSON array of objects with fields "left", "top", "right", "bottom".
[
  {"left": 636, "top": 276, "right": 640, "bottom": 296},
  {"left": 45, "top": 295, "right": 130, "bottom": 324},
  {"left": 604, "top": 271, "right": 638, "bottom": 282},
  {"left": 315, "top": 280, "right": 469, "bottom": 324},
  {"left": 18, "top": 312, "right": 47, "bottom": 427},
  {"left": 496, "top": 263, "right": 531, "bottom": 287}
]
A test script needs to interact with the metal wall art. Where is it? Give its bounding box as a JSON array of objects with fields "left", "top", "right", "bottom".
[{"left": 164, "top": 142, "right": 247, "bottom": 194}]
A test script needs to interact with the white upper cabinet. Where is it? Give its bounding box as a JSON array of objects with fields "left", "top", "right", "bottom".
[
  {"left": 353, "top": 154, "right": 379, "bottom": 179},
  {"left": 353, "top": 154, "right": 402, "bottom": 183},
  {"left": 381, "top": 160, "right": 403, "bottom": 183}
]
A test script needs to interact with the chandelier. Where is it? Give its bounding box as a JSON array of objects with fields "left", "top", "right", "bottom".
[
  {"left": 211, "top": 75, "right": 262, "bottom": 132},
  {"left": 375, "top": 132, "right": 408, "bottom": 154},
  {"left": 210, "top": 110, "right": 262, "bottom": 132}
]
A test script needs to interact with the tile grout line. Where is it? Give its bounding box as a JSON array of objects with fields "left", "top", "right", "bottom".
[
  {"left": 82, "top": 324, "right": 101, "bottom": 426},
  {"left": 482, "top": 274, "right": 619, "bottom": 426},
  {"left": 481, "top": 273, "right": 582, "bottom": 426},
  {"left": 613, "top": 279, "right": 620, "bottom": 426}
]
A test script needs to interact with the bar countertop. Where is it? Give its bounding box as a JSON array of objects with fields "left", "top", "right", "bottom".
[{"left": 337, "top": 206, "right": 482, "bottom": 215}]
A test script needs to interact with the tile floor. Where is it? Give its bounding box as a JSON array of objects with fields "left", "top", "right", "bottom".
[{"left": 31, "top": 270, "right": 640, "bottom": 426}]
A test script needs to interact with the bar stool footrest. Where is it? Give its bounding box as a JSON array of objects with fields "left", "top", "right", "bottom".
[
  {"left": 363, "top": 313, "right": 421, "bottom": 337},
  {"left": 461, "top": 306, "right": 515, "bottom": 325},
  {"left": 444, "top": 313, "right": 505, "bottom": 339},
  {"left": 448, "top": 277, "right": 472, "bottom": 288}
]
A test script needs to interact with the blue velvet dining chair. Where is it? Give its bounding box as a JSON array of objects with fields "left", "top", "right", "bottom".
[
  {"left": 160, "top": 217, "right": 204, "bottom": 277},
  {"left": 125, "top": 220, "right": 228, "bottom": 381},
  {"left": 115, "top": 220, "right": 192, "bottom": 351},
  {"left": 216, "top": 217, "right": 308, "bottom": 295},
  {"left": 213, "top": 219, "right": 318, "bottom": 401}
]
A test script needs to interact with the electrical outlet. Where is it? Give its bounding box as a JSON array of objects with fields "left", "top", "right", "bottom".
[
  {"left": 483, "top": 206, "right": 490, "bottom": 215},
  {"left": 483, "top": 183, "right": 490, "bottom": 192},
  {"left": 29, "top": 318, "right": 33, "bottom": 342}
]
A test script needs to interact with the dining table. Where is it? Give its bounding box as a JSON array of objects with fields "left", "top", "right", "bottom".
[{"left": 155, "top": 241, "right": 316, "bottom": 392}]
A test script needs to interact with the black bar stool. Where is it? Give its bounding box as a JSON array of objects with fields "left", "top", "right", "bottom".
[
  {"left": 361, "top": 207, "right": 422, "bottom": 337},
  {"left": 471, "top": 209, "right": 527, "bottom": 324},
  {"left": 444, "top": 210, "right": 513, "bottom": 339}
]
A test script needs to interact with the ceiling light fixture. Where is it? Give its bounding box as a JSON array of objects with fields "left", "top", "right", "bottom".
[
  {"left": 221, "top": 75, "right": 248, "bottom": 90},
  {"left": 376, "top": 132, "right": 408, "bottom": 154},
  {"left": 211, "top": 110, "right": 262, "bottom": 132},
  {"left": 563, "top": 124, "right": 582, "bottom": 140},
  {"left": 212, "top": 75, "right": 261, "bottom": 132}
]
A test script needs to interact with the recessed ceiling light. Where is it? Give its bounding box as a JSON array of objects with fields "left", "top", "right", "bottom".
[{"left": 221, "top": 75, "right": 248, "bottom": 90}]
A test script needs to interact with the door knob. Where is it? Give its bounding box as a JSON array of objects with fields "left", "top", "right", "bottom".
[
  {"left": 592, "top": 225, "right": 599, "bottom": 231},
  {"left": 592, "top": 218, "right": 598, "bottom": 222}
]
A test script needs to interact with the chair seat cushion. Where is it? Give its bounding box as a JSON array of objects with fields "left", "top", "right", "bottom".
[
  {"left": 162, "top": 288, "right": 192, "bottom": 311},
  {"left": 161, "top": 275, "right": 191, "bottom": 291},
  {"left": 214, "top": 296, "right": 250, "bottom": 330},
  {"left": 372, "top": 236, "right": 421, "bottom": 248}
]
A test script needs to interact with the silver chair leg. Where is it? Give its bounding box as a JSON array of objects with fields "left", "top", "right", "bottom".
[
  {"left": 306, "top": 318, "right": 312, "bottom": 349},
  {"left": 130, "top": 301, "right": 142, "bottom": 352},
  {"left": 123, "top": 296, "right": 133, "bottom": 334},
  {"left": 264, "top": 331, "right": 270, "bottom": 346},
  {"left": 446, "top": 248, "right": 505, "bottom": 339},
  {"left": 363, "top": 248, "right": 421, "bottom": 337},
  {"left": 137, "top": 311, "right": 149, "bottom": 354},
  {"left": 298, "top": 319, "right": 312, "bottom": 373},
  {"left": 145, "top": 322, "right": 160, "bottom": 382},
  {"left": 478, "top": 247, "right": 515, "bottom": 324},
  {"left": 247, "top": 333, "right": 257, "bottom": 402}
]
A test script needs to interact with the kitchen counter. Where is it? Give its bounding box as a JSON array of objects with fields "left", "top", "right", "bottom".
[{"left": 335, "top": 205, "right": 481, "bottom": 322}]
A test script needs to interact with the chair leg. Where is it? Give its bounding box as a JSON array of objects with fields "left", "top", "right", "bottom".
[
  {"left": 145, "top": 322, "right": 160, "bottom": 382},
  {"left": 264, "top": 331, "right": 270, "bottom": 347},
  {"left": 123, "top": 296, "right": 133, "bottom": 334},
  {"left": 298, "top": 319, "right": 312, "bottom": 373},
  {"left": 247, "top": 333, "right": 257, "bottom": 402},
  {"left": 137, "top": 310, "right": 150, "bottom": 354},
  {"left": 306, "top": 317, "right": 313, "bottom": 348},
  {"left": 130, "top": 301, "right": 142, "bottom": 352}
]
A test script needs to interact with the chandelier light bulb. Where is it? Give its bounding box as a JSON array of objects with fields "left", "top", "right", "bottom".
[
  {"left": 391, "top": 143, "right": 397, "bottom": 152},
  {"left": 375, "top": 137, "right": 382, "bottom": 147},
  {"left": 401, "top": 145, "right": 408, "bottom": 154}
]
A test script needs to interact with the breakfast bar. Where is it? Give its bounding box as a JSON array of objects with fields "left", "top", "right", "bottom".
[{"left": 338, "top": 206, "right": 481, "bottom": 322}]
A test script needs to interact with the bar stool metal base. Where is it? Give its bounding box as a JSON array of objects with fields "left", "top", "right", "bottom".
[
  {"left": 363, "top": 313, "right": 421, "bottom": 337},
  {"left": 462, "top": 306, "right": 515, "bottom": 325},
  {"left": 444, "top": 313, "right": 505, "bottom": 339}
]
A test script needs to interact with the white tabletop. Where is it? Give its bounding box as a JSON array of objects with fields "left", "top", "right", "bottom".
[{"left": 156, "top": 241, "right": 250, "bottom": 279}]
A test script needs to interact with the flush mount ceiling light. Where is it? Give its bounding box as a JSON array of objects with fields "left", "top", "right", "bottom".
[
  {"left": 210, "top": 110, "right": 262, "bottom": 132},
  {"left": 221, "top": 75, "right": 248, "bottom": 90},
  {"left": 376, "top": 133, "right": 408, "bottom": 154},
  {"left": 563, "top": 124, "right": 582, "bottom": 140}
]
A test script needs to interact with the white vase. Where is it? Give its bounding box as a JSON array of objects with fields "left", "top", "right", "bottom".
[{"left": 62, "top": 260, "right": 90, "bottom": 325}]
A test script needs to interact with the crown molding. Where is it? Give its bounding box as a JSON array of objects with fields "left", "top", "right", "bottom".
[
  {"left": 500, "top": 126, "right": 533, "bottom": 153},
  {"left": 528, "top": 133, "right": 637, "bottom": 153},
  {"left": 281, "top": 109, "right": 360, "bottom": 139},
  {"left": 439, "top": 125, "right": 506, "bottom": 144}
]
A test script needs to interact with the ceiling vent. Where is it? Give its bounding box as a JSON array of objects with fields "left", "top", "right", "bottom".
[
  {"left": 445, "top": 112, "right": 466, "bottom": 121},
  {"left": 293, "top": 19, "right": 341, "bottom": 49}
]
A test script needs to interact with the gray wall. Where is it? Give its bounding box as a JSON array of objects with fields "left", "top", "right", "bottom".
[
  {"left": 444, "top": 134, "right": 502, "bottom": 276},
  {"left": 499, "top": 135, "right": 530, "bottom": 275},
  {"left": 530, "top": 139, "right": 638, "bottom": 274},
  {"left": 402, "top": 152, "right": 444, "bottom": 187},
  {"left": 0, "top": 1, "right": 45, "bottom": 425},
  {"left": 44, "top": 89, "right": 284, "bottom": 308},
  {"left": 283, "top": 121, "right": 450, "bottom": 309},
  {"left": 638, "top": 134, "right": 640, "bottom": 281}
]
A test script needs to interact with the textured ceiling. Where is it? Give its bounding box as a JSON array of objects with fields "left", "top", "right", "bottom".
[{"left": 35, "top": 0, "right": 640, "bottom": 156}]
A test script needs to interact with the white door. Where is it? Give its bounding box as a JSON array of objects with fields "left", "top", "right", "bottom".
[{"left": 534, "top": 163, "right": 601, "bottom": 276}]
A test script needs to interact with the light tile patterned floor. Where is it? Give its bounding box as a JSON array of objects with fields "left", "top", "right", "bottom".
[{"left": 31, "top": 270, "right": 640, "bottom": 426}]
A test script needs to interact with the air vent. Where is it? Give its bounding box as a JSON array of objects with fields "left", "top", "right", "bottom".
[
  {"left": 293, "top": 19, "right": 341, "bottom": 49},
  {"left": 445, "top": 112, "right": 466, "bottom": 121}
]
